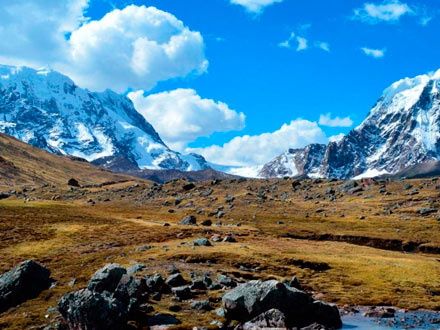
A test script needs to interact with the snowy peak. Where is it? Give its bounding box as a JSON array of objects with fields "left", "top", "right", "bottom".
[
  {"left": 0, "top": 65, "right": 208, "bottom": 172},
  {"left": 259, "top": 68, "right": 440, "bottom": 179}
]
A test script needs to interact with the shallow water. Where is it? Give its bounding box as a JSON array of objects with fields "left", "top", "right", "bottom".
[{"left": 342, "top": 312, "right": 440, "bottom": 330}]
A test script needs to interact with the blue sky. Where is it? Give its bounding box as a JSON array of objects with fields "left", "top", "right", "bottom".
[{"left": 1, "top": 0, "right": 440, "bottom": 166}]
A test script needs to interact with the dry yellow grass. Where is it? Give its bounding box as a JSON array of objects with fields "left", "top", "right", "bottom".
[{"left": 0, "top": 176, "right": 440, "bottom": 328}]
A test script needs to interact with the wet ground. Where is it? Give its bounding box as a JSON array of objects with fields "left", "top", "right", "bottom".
[{"left": 342, "top": 311, "right": 440, "bottom": 329}]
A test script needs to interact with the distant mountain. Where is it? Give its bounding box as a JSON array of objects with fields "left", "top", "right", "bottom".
[
  {"left": 0, "top": 65, "right": 209, "bottom": 172},
  {"left": 0, "top": 132, "right": 136, "bottom": 188},
  {"left": 260, "top": 68, "right": 440, "bottom": 179}
]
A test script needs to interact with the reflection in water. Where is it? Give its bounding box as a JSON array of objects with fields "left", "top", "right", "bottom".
[{"left": 342, "top": 311, "right": 440, "bottom": 330}]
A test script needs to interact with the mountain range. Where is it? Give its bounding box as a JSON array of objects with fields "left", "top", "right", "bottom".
[
  {"left": 259, "top": 68, "right": 440, "bottom": 179},
  {"left": 0, "top": 65, "right": 209, "bottom": 174},
  {"left": 2, "top": 64, "right": 440, "bottom": 181}
]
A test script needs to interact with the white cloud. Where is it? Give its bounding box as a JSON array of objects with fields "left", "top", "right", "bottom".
[
  {"left": 319, "top": 113, "right": 353, "bottom": 127},
  {"left": 315, "top": 42, "right": 330, "bottom": 52},
  {"left": 352, "top": 0, "right": 414, "bottom": 24},
  {"left": 230, "top": 0, "right": 283, "bottom": 13},
  {"left": 279, "top": 32, "right": 329, "bottom": 53},
  {"left": 0, "top": 0, "right": 89, "bottom": 66},
  {"left": 361, "top": 47, "right": 386, "bottom": 58},
  {"left": 128, "top": 89, "right": 245, "bottom": 151},
  {"left": 296, "top": 37, "right": 308, "bottom": 51},
  {"left": 0, "top": 2, "right": 208, "bottom": 93},
  {"left": 187, "top": 119, "right": 329, "bottom": 167}
]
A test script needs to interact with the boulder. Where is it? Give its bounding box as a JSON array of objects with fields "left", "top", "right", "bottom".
[
  {"left": 182, "top": 183, "right": 196, "bottom": 191},
  {"left": 193, "top": 238, "right": 212, "bottom": 247},
  {"left": 200, "top": 219, "right": 212, "bottom": 226},
  {"left": 0, "top": 260, "right": 53, "bottom": 313},
  {"left": 58, "top": 288, "right": 128, "bottom": 330},
  {"left": 146, "top": 274, "right": 171, "bottom": 294},
  {"left": 88, "top": 264, "right": 127, "bottom": 293},
  {"left": 243, "top": 309, "right": 287, "bottom": 329},
  {"left": 113, "top": 274, "right": 147, "bottom": 308},
  {"left": 67, "top": 178, "right": 80, "bottom": 187},
  {"left": 172, "top": 286, "right": 192, "bottom": 301},
  {"left": 180, "top": 215, "right": 197, "bottom": 225},
  {"left": 222, "top": 280, "right": 341, "bottom": 329},
  {"left": 166, "top": 273, "right": 187, "bottom": 287}
]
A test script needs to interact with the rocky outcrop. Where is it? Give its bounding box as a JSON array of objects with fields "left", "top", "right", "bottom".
[
  {"left": 0, "top": 260, "right": 53, "bottom": 313},
  {"left": 222, "top": 279, "right": 342, "bottom": 328}
]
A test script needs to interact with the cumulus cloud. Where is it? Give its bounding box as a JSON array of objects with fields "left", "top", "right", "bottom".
[
  {"left": 319, "top": 113, "right": 353, "bottom": 127},
  {"left": 187, "top": 119, "right": 329, "bottom": 167},
  {"left": 0, "top": 2, "right": 208, "bottom": 92},
  {"left": 128, "top": 89, "right": 245, "bottom": 151},
  {"left": 296, "top": 37, "right": 308, "bottom": 51},
  {"left": 230, "top": 0, "right": 283, "bottom": 13},
  {"left": 361, "top": 47, "right": 386, "bottom": 58},
  {"left": 0, "top": 0, "right": 88, "bottom": 66},
  {"left": 352, "top": 0, "right": 414, "bottom": 24}
]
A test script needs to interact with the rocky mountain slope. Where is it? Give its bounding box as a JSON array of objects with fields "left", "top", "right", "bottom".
[
  {"left": 0, "top": 65, "right": 208, "bottom": 172},
  {"left": 0, "top": 132, "right": 136, "bottom": 189},
  {"left": 260, "top": 69, "right": 440, "bottom": 179}
]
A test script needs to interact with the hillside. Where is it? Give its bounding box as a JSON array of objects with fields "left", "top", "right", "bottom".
[{"left": 0, "top": 132, "right": 138, "bottom": 189}]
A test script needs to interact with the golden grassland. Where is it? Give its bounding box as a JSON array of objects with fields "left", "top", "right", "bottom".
[{"left": 0, "top": 177, "right": 440, "bottom": 329}]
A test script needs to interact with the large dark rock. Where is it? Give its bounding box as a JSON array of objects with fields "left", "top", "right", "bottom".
[
  {"left": 0, "top": 260, "right": 52, "bottom": 313},
  {"left": 243, "top": 308, "right": 287, "bottom": 329},
  {"left": 88, "top": 264, "right": 127, "bottom": 293},
  {"left": 222, "top": 280, "right": 342, "bottom": 328},
  {"left": 166, "top": 273, "right": 187, "bottom": 287},
  {"left": 58, "top": 288, "right": 128, "bottom": 330},
  {"left": 67, "top": 178, "right": 80, "bottom": 187}
]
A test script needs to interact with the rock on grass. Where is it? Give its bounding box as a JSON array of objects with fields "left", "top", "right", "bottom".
[{"left": 0, "top": 260, "right": 53, "bottom": 313}]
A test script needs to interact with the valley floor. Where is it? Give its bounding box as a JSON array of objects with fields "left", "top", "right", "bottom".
[{"left": 0, "top": 177, "right": 440, "bottom": 328}]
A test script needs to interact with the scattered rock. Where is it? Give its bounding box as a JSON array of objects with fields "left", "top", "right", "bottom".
[
  {"left": 180, "top": 215, "right": 197, "bottom": 225},
  {"left": 191, "top": 300, "right": 212, "bottom": 311},
  {"left": 166, "top": 273, "right": 187, "bottom": 287},
  {"left": 193, "top": 238, "right": 212, "bottom": 247}
]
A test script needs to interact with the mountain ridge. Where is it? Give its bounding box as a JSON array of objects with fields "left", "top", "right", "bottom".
[
  {"left": 259, "top": 68, "right": 440, "bottom": 179},
  {"left": 0, "top": 64, "right": 209, "bottom": 172}
]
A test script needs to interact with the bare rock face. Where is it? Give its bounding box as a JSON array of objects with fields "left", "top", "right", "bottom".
[
  {"left": 0, "top": 260, "right": 53, "bottom": 313},
  {"left": 222, "top": 280, "right": 342, "bottom": 329},
  {"left": 58, "top": 288, "right": 128, "bottom": 330},
  {"left": 260, "top": 69, "right": 440, "bottom": 180}
]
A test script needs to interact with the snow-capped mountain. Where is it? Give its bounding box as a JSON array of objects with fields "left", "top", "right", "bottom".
[
  {"left": 0, "top": 65, "right": 208, "bottom": 172},
  {"left": 260, "top": 68, "right": 440, "bottom": 179}
]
